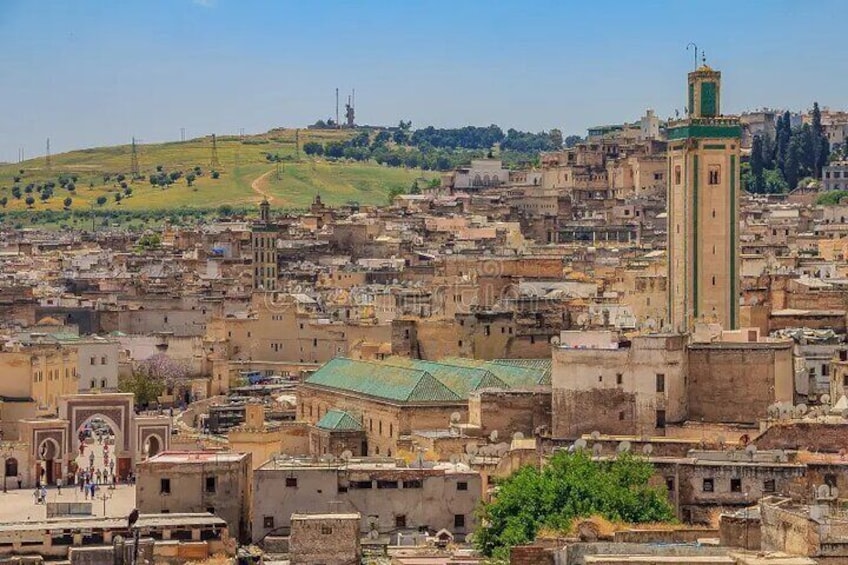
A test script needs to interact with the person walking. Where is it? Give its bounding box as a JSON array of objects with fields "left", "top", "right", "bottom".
[
  {"left": 33, "top": 487, "right": 39, "bottom": 505},
  {"left": 56, "top": 477, "right": 63, "bottom": 495},
  {"left": 16, "top": 474, "right": 21, "bottom": 490},
  {"left": 40, "top": 485, "right": 46, "bottom": 504}
]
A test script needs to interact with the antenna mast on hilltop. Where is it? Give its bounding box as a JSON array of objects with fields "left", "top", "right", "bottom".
[
  {"left": 210, "top": 134, "right": 221, "bottom": 169},
  {"left": 130, "top": 137, "right": 140, "bottom": 177},
  {"left": 335, "top": 88, "right": 340, "bottom": 129},
  {"left": 45, "top": 138, "right": 51, "bottom": 171}
]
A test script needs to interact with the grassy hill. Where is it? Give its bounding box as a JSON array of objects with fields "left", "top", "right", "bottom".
[{"left": 0, "top": 129, "right": 435, "bottom": 214}]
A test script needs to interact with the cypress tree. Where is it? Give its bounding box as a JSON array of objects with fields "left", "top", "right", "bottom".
[{"left": 750, "top": 135, "right": 766, "bottom": 193}]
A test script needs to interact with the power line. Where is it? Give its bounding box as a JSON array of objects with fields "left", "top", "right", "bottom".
[
  {"left": 210, "top": 134, "right": 221, "bottom": 169},
  {"left": 130, "top": 137, "right": 140, "bottom": 177}
]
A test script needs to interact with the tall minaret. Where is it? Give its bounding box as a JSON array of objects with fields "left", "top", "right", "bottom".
[{"left": 667, "top": 62, "right": 741, "bottom": 332}]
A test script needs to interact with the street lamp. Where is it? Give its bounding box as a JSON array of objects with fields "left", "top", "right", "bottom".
[{"left": 97, "top": 488, "right": 113, "bottom": 516}]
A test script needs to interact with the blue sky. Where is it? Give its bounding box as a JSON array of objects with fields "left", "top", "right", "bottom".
[{"left": 0, "top": 0, "right": 842, "bottom": 161}]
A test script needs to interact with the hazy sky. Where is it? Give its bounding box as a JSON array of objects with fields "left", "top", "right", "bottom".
[{"left": 1, "top": 0, "right": 842, "bottom": 161}]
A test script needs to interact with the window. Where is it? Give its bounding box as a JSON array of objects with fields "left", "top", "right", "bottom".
[
  {"left": 598, "top": 375, "right": 603, "bottom": 383},
  {"left": 205, "top": 476, "right": 216, "bottom": 493},
  {"left": 263, "top": 516, "right": 275, "bottom": 529},
  {"left": 402, "top": 480, "right": 422, "bottom": 489},
  {"left": 100, "top": 356, "right": 106, "bottom": 365},
  {"left": 377, "top": 480, "right": 398, "bottom": 489},
  {"left": 90, "top": 357, "right": 96, "bottom": 366},
  {"left": 321, "top": 525, "right": 333, "bottom": 535},
  {"left": 619, "top": 411, "right": 625, "bottom": 421},
  {"left": 656, "top": 410, "right": 666, "bottom": 429},
  {"left": 206, "top": 507, "right": 215, "bottom": 514},
  {"left": 708, "top": 166, "right": 721, "bottom": 185},
  {"left": 458, "top": 340, "right": 463, "bottom": 348},
  {"left": 656, "top": 374, "right": 665, "bottom": 393},
  {"left": 763, "top": 479, "right": 776, "bottom": 493},
  {"left": 351, "top": 480, "right": 372, "bottom": 489},
  {"left": 823, "top": 364, "right": 830, "bottom": 376},
  {"left": 616, "top": 373, "right": 623, "bottom": 385},
  {"left": 395, "top": 515, "right": 407, "bottom": 528},
  {"left": 674, "top": 166, "right": 682, "bottom": 185},
  {"left": 160, "top": 478, "right": 171, "bottom": 494},
  {"left": 457, "top": 481, "right": 468, "bottom": 491},
  {"left": 702, "top": 478, "right": 714, "bottom": 492},
  {"left": 454, "top": 514, "right": 465, "bottom": 529},
  {"left": 285, "top": 477, "right": 298, "bottom": 488},
  {"left": 665, "top": 477, "right": 674, "bottom": 492},
  {"left": 731, "top": 478, "right": 742, "bottom": 493}
]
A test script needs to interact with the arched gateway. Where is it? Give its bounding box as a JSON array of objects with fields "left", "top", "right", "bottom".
[{"left": 18, "top": 393, "right": 171, "bottom": 487}]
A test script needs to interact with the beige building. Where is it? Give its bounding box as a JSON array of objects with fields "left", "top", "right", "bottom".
[
  {"left": 667, "top": 64, "right": 741, "bottom": 331},
  {"left": 0, "top": 340, "right": 78, "bottom": 417},
  {"left": 252, "top": 199, "right": 278, "bottom": 291},
  {"left": 288, "top": 513, "right": 361, "bottom": 565},
  {"left": 252, "top": 456, "right": 481, "bottom": 543},
  {"left": 136, "top": 451, "right": 253, "bottom": 543}
]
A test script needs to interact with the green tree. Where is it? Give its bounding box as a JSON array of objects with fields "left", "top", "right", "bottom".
[
  {"left": 387, "top": 185, "right": 405, "bottom": 204},
  {"left": 303, "top": 141, "right": 324, "bottom": 156},
  {"left": 114, "top": 193, "right": 123, "bottom": 203},
  {"left": 0, "top": 197, "right": 7, "bottom": 208},
  {"left": 475, "top": 450, "right": 674, "bottom": 560},
  {"left": 776, "top": 111, "right": 791, "bottom": 173},
  {"left": 186, "top": 173, "right": 196, "bottom": 187},
  {"left": 211, "top": 171, "right": 220, "bottom": 179},
  {"left": 785, "top": 135, "right": 802, "bottom": 190},
  {"left": 217, "top": 204, "right": 234, "bottom": 217},
  {"left": 11, "top": 187, "right": 21, "bottom": 199},
  {"left": 749, "top": 136, "right": 765, "bottom": 194},
  {"left": 25, "top": 196, "right": 34, "bottom": 207},
  {"left": 811, "top": 102, "right": 830, "bottom": 177},
  {"left": 764, "top": 168, "right": 789, "bottom": 193},
  {"left": 63, "top": 197, "right": 72, "bottom": 209},
  {"left": 549, "top": 128, "right": 564, "bottom": 149},
  {"left": 96, "top": 195, "right": 108, "bottom": 206}
]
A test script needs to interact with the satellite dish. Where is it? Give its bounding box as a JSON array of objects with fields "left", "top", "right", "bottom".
[
  {"left": 817, "top": 484, "right": 832, "bottom": 499},
  {"left": 617, "top": 441, "right": 631, "bottom": 453},
  {"left": 796, "top": 403, "right": 808, "bottom": 416},
  {"left": 642, "top": 444, "right": 653, "bottom": 455},
  {"left": 465, "top": 443, "right": 479, "bottom": 456},
  {"left": 832, "top": 486, "right": 839, "bottom": 498},
  {"left": 592, "top": 443, "right": 603, "bottom": 457},
  {"left": 822, "top": 394, "right": 832, "bottom": 405},
  {"left": 574, "top": 438, "right": 588, "bottom": 450},
  {"left": 746, "top": 444, "right": 758, "bottom": 458},
  {"left": 513, "top": 431, "right": 524, "bottom": 441},
  {"left": 489, "top": 430, "right": 499, "bottom": 443},
  {"left": 450, "top": 412, "right": 461, "bottom": 424},
  {"left": 550, "top": 336, "right": 560, "bottom": 345},
  {"left": 774, "top": 449, "right": 787, "bottom": 463},
  {"left": 340, "top": 450, "right": 353, "bottom": 461},
  {"left": 590, "top": 431, "right": 601, "bottom": 440}
]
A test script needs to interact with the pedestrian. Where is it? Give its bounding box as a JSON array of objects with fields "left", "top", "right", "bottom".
[
  {"left": 56, "top": 477, "right": 63, "bottom": 494},
  {"left": 16, "top": 474, "right": 21, "bottom": 490},
  {"left": 91, "top": 482, "right": 97, "bottom": 499},
  {"left": 33, "top": 488, "right": 39, "bottom": 505},
  {"left": 40, "top": 486, "right": 46, "bottom": 504},
  {"left": 79, "top": 478, "right": 84, "bottom": 493},
  {"left": 84, "top": 482, "right": 89, "bottom": 500},
  {"left": 95, "top": 469, "right": 101, "bottom": 484}
]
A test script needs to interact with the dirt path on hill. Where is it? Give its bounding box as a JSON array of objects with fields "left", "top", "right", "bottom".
[{"left": 250, "top": 169, "right": 276, "bottom": 203}]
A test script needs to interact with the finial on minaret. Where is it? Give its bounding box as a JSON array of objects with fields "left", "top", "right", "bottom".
[{"left": 702, "top": 51, "right": 707, "bottom": 67}]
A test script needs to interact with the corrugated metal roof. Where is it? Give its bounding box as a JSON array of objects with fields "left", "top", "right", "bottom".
[
  {"left": 316, "top": 409, "right": 363, "bottom": 431},
  {"left": 304, "top": 358, "right": 461, "bottom": 403}
]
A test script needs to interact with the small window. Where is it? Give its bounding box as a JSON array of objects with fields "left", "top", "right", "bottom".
[
  {"left": 263, "top": 516, "right": 275, "bottom": 529},
  {"left": 321, "top": 525, "right": 333, "bottom": 535},
  {"left": 377, "top": 480, "right": 398, "bottom": 489},
  {"left": 619, "top": 411, "right": 625, "bottom": 421},
  {"left": 457, "top": 481, "right": 468, "bottom": 491},
  {"left": 403, "top": 480, "right": 422, "bottom": 489},
  {"left": 454, "top": 514, "right": 465, "bottom": 529},
  {"left": 731, "top": 478, "right": 742, "bottom": 493},
  {"left": 665, "top": 477, "right": 675, "bottom": 492},
  {"left": 616, "top": 373, "right": 623, "bottom": 385},
  {"left": 656, "top": 373, "right": 665, "bottom": 393},
  {"left": 160, "top": 478, "right": 171, "bottom": 494},
  {"left": 703, "top": 478, "right": 714, "bottom": 492},
  {"left": 656, "top": 410, "right": 666, "bottom": 429},
  {"left": 674, "top": 166, "right": 682, "bottom": 185},
  {"left": 395, "top": 514, "right": 407, "bottom": 528},
  {"left": 286, "top": 477, "right": 298, "bottom": 488},
  {"left": 708, "top": 166, "right": 721, "bottom": 185},
  {"left": 205, "top": 476, "right": 216, "bottom": 494},
  {"left": 763, "top": 479, "right": 776, "bottom": 493},
  {"left": 100, "top": 356, "right": 107, "bottom": 365}
]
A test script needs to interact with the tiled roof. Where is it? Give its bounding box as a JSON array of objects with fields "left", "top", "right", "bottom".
[
  {"left": 304, "top": 358, "right": 461, "bottom": 403},
  {"left": 492, "top": 358, "right": 552, "bottom": 386},
  {"left": 384, "top": 358, "right": 508, "bottom": 398},
  {"left": 316, "top": 409, "right": 363, "bottom": 431},
  {"left": 442, "top": 357, "right": 551, "bottom": 387}
]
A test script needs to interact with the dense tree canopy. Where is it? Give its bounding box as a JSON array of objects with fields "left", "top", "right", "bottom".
[{"left": 475, "top": 450, "right": 674, "bottom": 560}]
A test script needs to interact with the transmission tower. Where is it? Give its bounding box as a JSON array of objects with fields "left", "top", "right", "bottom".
[
  {"left": 210, "top": 134, "right": 221, "bottom": 169},
  {"left": 130, "top": 137, "right": 140, "bottom": 177},
  {"left": 295, "top": 129, "right": 300, "bottom": 160},
  {"left": 45, "top": 138, "right": 51, "bottom": 171}
]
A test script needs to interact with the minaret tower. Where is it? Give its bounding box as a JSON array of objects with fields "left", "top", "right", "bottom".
[{"left": 667, "top": 59, "right": 741, "bottom": 332}]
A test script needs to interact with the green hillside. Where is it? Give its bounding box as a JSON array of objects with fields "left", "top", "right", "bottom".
[{"left": 0, "top": 129, "right": 435, "bottom": 214}]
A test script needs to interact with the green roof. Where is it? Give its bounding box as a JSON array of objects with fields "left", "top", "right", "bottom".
[
  {"left": 442, "top": 357, "right": 550, "bottom": 387},
  {"left": 386, "top": 359, "right": 508, "bottom": 398},
  {"left": 304, "top": 358, "right": 461, "bottom": 403},
  {"left": 316, "top": 409, "right": 363, "bottom": 431},
  {"left": 492, "top": 359, "right": 552, "bottom": 386}
]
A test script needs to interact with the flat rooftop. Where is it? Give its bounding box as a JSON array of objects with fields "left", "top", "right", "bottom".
[
  {"left": 142, "top": 450, "right": 248, "bottom": 464},
  {"left": 291, "top": 513, "right": 360, "bottom": 521},
  {"left": 0, "top": 513, "right": 225, "bottom": 532},
  {"left": 257, "top": 456, "right": 477, "bottom": 475}
]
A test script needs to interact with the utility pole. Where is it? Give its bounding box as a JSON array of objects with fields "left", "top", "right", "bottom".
[
  {"left": 180, "top": 128, "right": 185, "bottom": 142},
  {"left": 335, "top": 88, "right": 339, "bottom": 129},
  {"left": 130, "top": 138, "right": 140, "bottom": 178},
  {"left": 210, "top": 134, "right": 221, "bottom": 169},
  {"left": 45, "top": 138, "right": 51, "bottom": 171},
  {"left": 295, "top": 129, "right": 300, "bottom": 160}
]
